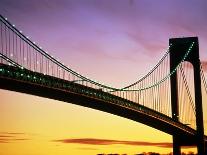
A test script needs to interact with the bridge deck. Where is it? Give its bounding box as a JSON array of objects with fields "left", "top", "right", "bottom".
[{"left": 0, "top": 64, "right": 207, "bottom": 146}]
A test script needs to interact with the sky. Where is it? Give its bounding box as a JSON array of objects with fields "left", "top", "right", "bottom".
[{"left": 0, "top": 0, "right": 207, "bottom": 154}]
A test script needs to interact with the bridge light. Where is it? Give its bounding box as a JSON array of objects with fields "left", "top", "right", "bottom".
[
  {"left": 5, "top": 17, "right": 7, "bottom": 20},
  {"left": 26, "top": 36, "right": 29, "bottom": 39},
  {"left": 33, "top": 42, "right": 36, "bottom": 44},
  {"left": 10, "top": 53, "right": 13, "bottom": 57},
  {"left": 20, "top": 30, "right": 22, "bottom": 33},
  {"left": 12, "top": 24, "right": 15, "bottom": 27}
]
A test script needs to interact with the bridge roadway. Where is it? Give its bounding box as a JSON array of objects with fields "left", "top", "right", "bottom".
[{"left": 0, "top": 63, "right": 207, "bottom": 148}]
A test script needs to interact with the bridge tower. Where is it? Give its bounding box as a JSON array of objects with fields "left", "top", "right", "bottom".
[{"left": 169, "top": 37, "right": 205, "bottom": 155}]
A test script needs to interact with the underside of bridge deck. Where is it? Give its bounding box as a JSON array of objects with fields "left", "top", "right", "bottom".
[{"left": 0, "top": 66, "right": 201, "bottom": 147}]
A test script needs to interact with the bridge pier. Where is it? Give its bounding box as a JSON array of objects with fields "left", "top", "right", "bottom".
[
  {"left": 169, "top": 37, "right": 205, "bottom": 155},
  {"left": 197, "top": 139, "right": 205, "bottom": 155},
  {"left": 170, "top": 38, "right": 181, "bottom": 155},
  {"left": 173, "top": 136, "right": 181, "bottom": 155}
]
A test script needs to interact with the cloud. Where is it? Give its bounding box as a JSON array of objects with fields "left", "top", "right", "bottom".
[
  {"left": 0, "top": 135, "right": 14, "bottom": 138},
  {"left": 53, "top": 138, "right": 197, "bottom": 149},
  {"left": 126, "top": 30, "right": 166, "bottom": 56},
  {"left": 53, "top": 138, "right": 174, "bottom": 148},
  {"left": 0, "top": 140, "right": 9, "bottom": 143},
  {"left": 0, "top": 132, "right": 25, "bottom": 135},
  {"left": 0, "top": 138, "right": 29, "bottom": 141},
  {"left": 0, "top": 132, "right": 30, "bottom": 143},
  {"left": 0, "top": 138, "right": 30, "bottom": 143}
]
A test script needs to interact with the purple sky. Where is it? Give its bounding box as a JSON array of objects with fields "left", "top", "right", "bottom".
[
  {"left": 0, "top": 1, "right": 207, "bottom": 154},
  {"left": 0, "top": 0, "right": 207, "bottom": 87}
]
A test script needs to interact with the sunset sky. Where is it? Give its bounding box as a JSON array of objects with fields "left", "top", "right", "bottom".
[{"left": 0, "top": 0, "right": 207, "bottom": 154}]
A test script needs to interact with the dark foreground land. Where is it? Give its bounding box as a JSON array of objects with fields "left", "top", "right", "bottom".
[{"left": 97, "top": 152, "right": 197, "bottom": 155}]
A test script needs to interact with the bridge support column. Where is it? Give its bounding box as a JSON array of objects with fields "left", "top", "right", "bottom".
[
  {"left": 169, "top": 37, "right": 205, "bottom": 155},
  {"left": 173, "top": 136, "right": 181, "bottom": 155},
  {"left": 193, "top": 49, "right": 205, "bottom": 155},
  {"left": 170, "top": 38, "right": 181, "bottom": 155},
  {"left": 205, "top": 145, "right": 207, "bottom": 154}
]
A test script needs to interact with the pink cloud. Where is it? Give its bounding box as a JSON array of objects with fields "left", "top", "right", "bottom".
[
  {"left": 53, "top": 138, "right": 197, "bottom": 149},
  {"left": 53, "top": 138, "right": 174, "bottom": 148}
]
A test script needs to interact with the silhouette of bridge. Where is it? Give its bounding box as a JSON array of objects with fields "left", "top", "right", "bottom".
[{"left": 0, "top": 15, "right": 207, "bottom": 155}]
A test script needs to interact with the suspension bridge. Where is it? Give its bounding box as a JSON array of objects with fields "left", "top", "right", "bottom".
[{"left": 0, "top": 15, "right": 207, "bottom": 154}]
